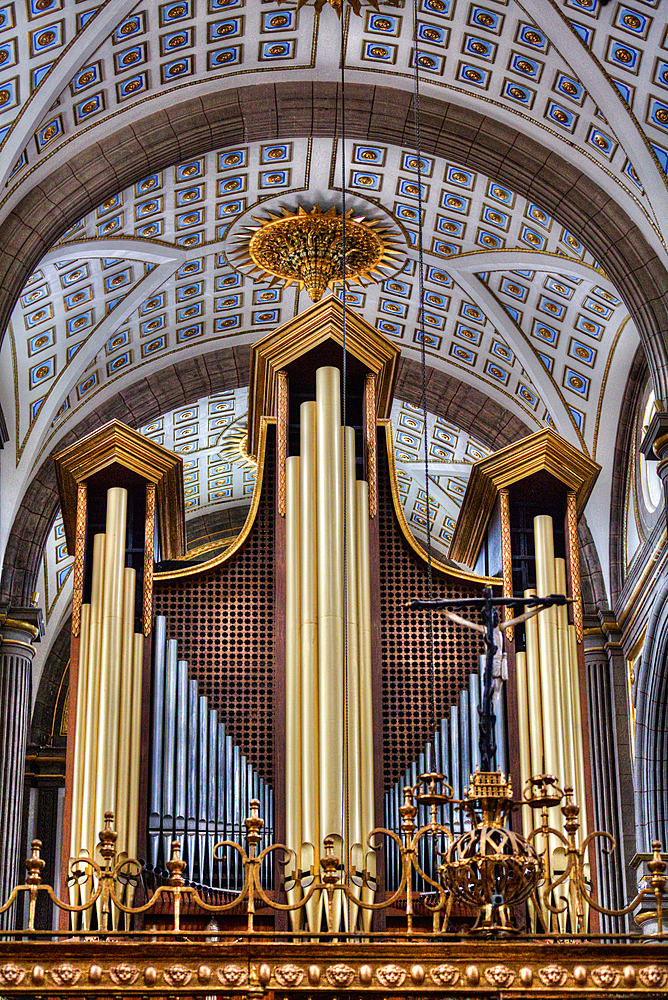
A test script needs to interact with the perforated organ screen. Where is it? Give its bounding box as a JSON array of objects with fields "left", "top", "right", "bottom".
[
  {"left": 377, "top": 432, "right": 484, "bottom": 790},
  {"left": 153, "top": 436, "right": 276, "bottom": 782},
  {"left": 153, "top": 426, "right": 484, "bottom": 793}
]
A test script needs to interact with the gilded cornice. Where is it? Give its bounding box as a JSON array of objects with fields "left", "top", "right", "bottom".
[
  {"left": 53, "top": 419, "right": 185, "bottom": 561},
  {"left": 248, "top": 297, "right": 400, "bottom": 457},
  {"left": 449, "top": 428, "right": 601, "bottom": 568}
]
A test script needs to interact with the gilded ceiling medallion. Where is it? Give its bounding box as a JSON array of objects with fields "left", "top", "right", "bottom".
[
  {"left": 229, "top": 205, "right": 404, "bottom": 303},
  {"left": 276, "top": 0, "right": 401, "bottom": 16}
]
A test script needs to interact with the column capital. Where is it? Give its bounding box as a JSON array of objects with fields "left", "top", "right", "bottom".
[
  {"left": 0, "top": 603, "right": 43, "bottom": 658},
  {"left": 640, "top": 410, "right": 668, "bottom": 464}
]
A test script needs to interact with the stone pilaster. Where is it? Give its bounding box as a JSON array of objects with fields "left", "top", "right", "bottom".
[
  {"left": 583, "top": 612, "right": 638, "bottom": 932},
  {"left": 0, "top": 605, "right": 42, "bottom": 928}
]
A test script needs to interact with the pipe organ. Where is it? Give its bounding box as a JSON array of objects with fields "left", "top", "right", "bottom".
[{"left": 53, "top": 297, "right": 599, "bottom": 933}]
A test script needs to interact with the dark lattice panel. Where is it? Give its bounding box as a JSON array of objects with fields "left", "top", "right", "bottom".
[
  {"left": 378, "top": 434, "right": 484, "bottom": 789},
  {"left": 154, "top": 436, "right": 275, "bottom": 781}
]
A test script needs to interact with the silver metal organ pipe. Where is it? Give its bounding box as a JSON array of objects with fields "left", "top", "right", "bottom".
[
  {"left": 450, "top": 704, "right": 460, "bottom": 810},
  {"left": 175, "top": 660, "right": 188, "bottom": 843},
  {"left": 149, "top": 617, "right": 167, "bottom": 867},
  {"left": 163, "top": 639, "right": 178, "bottom": 862},
  {"left": 198, "top": 695, "right": 208, "bottom": 882},
  {"left": 469, "top": 674, "right": 480, "bottom": 776},
  {"left": 187, "top": 678, "right": 198, "bottom": 873},
  {"left": 460, "top": 688, "right": 471, "bottom": 803},
  {"left": 208, "top": 708, "right": 218, "bottom": 885}
]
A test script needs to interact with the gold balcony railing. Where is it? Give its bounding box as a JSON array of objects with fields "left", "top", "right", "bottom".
[{"left": 1, "top": 770, "right": 665, "bottom": 943}]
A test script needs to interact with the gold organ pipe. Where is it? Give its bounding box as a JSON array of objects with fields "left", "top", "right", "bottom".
[
  {"left": 116, "top": 566, "right": 136, "bottom": 858},
  {"left": 555, "top": 558, "right": 576, "bottom": 791},
  {"left": 356, "top": 478, "right": 375, "bottom": 915},
  {"left": 568, "top": 622, "right": 588, "bottom": 830},
  {"left": 344, "top": 426, "right": 362, "bottom": 930},
  {"left": 514, "top": 650, "right": 531, "bottom": 834},
  {"left": 70, "top": 602, "right": 90, "bottom": 865},
  {"left": 523, "top": 588, "right": 543, "bottom": 777},
  {"left": 285, "top": 455, "right": 303, "bottom": 922},
  {"left": 533, "top": 516, "right": 566, "bottom": 784},
  {"left": 95, "top": 488, "right": 127, "bottom": 852},
  {"left": 80, "top": 533, "right": 105, "bottom": 865},
  {"left": 124, "top": 631, "right": 144, "bottom": 913},
  {"left": 127, "top": 632, "right": 143, "bottom": 863},
  {"left": 356, "top": 480, "right": 373, "bottom": 819},
  {"left": 299, "top": 401, "right": 320, "bottom": 932},
  {"left": 316, "top": 367, "right": 344, "bottom": 854}
]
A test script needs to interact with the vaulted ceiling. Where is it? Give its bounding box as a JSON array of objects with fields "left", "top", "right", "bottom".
[{"left": 1, "top": 0, "right": 666, "bottom": 659}]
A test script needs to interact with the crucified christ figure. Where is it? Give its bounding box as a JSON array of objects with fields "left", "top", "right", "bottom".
[{"left": 407, "top": 588, "right": 570, "bottom": 772}]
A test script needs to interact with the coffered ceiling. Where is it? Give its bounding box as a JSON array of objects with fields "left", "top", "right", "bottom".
[{"left": 2, "top": 0, "right": 665, "bottom": 644}]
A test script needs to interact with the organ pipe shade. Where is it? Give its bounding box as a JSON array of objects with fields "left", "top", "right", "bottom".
[
  {"left": 285, "top": 366, "right": 375, "bottom": 931},
  {"left": 69, "top": 489, "right": 145, "bottom": 879}
]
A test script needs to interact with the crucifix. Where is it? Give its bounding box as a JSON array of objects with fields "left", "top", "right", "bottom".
[{"left": 407, "top": 588, "right": 570, "bottom": 773}]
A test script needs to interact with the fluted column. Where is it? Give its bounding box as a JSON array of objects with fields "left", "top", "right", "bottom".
[
  {"left": 0, "top": 605, "right": 42, "bottom": 927},
  {"left": 583, "top": 612, "right": 637, "bottom": 932}
]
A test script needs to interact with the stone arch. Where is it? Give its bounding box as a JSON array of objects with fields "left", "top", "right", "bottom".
[
  {"left": 635, "top": 577, "right": 668, "bottom": 850},
  {"left": 0, "top": 82, "right": 667, "bottom": 401},
  {"left": 609, "top": 345, "right": 648, "bottom": 605}
]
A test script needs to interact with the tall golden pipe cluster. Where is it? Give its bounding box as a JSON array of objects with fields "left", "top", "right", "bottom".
[
  {"left": 285, "top": 367, "right": 375, "bottom": 931},
  {"left": 69, "top": 488, "right": 143, "bottom": 919},
  {"left": 515, "top": 515, "right": 587, "bottom": 926}
]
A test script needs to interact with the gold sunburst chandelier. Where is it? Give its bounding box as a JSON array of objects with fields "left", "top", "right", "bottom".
[
  {"left": 276, "top": 0, "right": 401, "bottom": 15},
  {"left": 229, "top": 205, "right": 404, "bottom": 303}
]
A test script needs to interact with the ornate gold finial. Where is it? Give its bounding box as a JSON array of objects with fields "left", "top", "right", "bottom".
[
  {"left": 229, "top": 205, "right": 403, "bottom": 303},
  {"left": 25, "top": 840, "right": 45, "bottom": 884},
  {"left": 276, "top": 0, "right": 401, "bottom": 16}
]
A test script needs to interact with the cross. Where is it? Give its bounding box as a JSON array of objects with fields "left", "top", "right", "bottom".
[{"left": 407, "top": 588, "right": 570, "bottom": 773}]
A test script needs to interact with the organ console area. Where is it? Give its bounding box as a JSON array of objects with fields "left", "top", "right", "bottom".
[{"left": 53, "top": 296, "right": 599, "bottom": 933}]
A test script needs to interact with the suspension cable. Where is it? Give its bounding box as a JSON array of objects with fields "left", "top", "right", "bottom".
[
  {"left": 339, "top": 2, "right": 351, "bottom": 900},
  {"left": 411, "top": 0, "right": 438, "bottom": 742}
]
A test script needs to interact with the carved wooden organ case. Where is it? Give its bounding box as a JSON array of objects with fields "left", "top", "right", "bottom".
[{"left": 55, "top": 296, "right": 600, "bottom": 929}]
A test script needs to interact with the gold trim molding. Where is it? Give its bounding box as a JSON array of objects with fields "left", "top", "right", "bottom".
[
  {"left": 0, "top": 942, "right": 664, "bottom": 994},
  {"left": 248, "top": 297, "right": 400, "bottom": 457},
  {"left": 53, "top": 420, "right": 186, "bottom": 561},
  {"left": 450, "top": 429, "right": 601, "bottom": 568},
  {"left": 154, "top": 417, "right": 275, "bottom": 581}
]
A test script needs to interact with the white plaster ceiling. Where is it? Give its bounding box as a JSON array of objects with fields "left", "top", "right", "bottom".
[{"left": 3, "top": 0, "right": 664, "bottom": 655}]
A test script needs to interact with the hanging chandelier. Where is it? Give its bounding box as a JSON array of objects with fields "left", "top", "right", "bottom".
[
  {"left": 229, "top": 205, "right": 404, "bottom": 303},
  {"left": 276, "top": 0, "right": 401, "bottom": 15}
]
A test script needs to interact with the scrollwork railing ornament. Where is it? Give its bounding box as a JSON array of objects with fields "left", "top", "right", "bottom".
[{"left": 1, "top": 780, "right": 665, "bottom": 939}]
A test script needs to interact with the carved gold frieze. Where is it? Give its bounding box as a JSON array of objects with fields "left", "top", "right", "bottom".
[{"left": 0, "top": 950, "right": 665, "bottom": 993}]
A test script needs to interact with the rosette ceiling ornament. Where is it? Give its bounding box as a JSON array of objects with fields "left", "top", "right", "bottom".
[
  {"left": 276, "top": 0, "right": 401, "bottom": 15},
  {"left": 229, "top": 205, "right": 404, "bottom": 303}
]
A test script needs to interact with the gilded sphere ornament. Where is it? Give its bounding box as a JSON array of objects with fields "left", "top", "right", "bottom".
[{"left": 439, "top": 771, "right": 544, "bottom": 934}]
